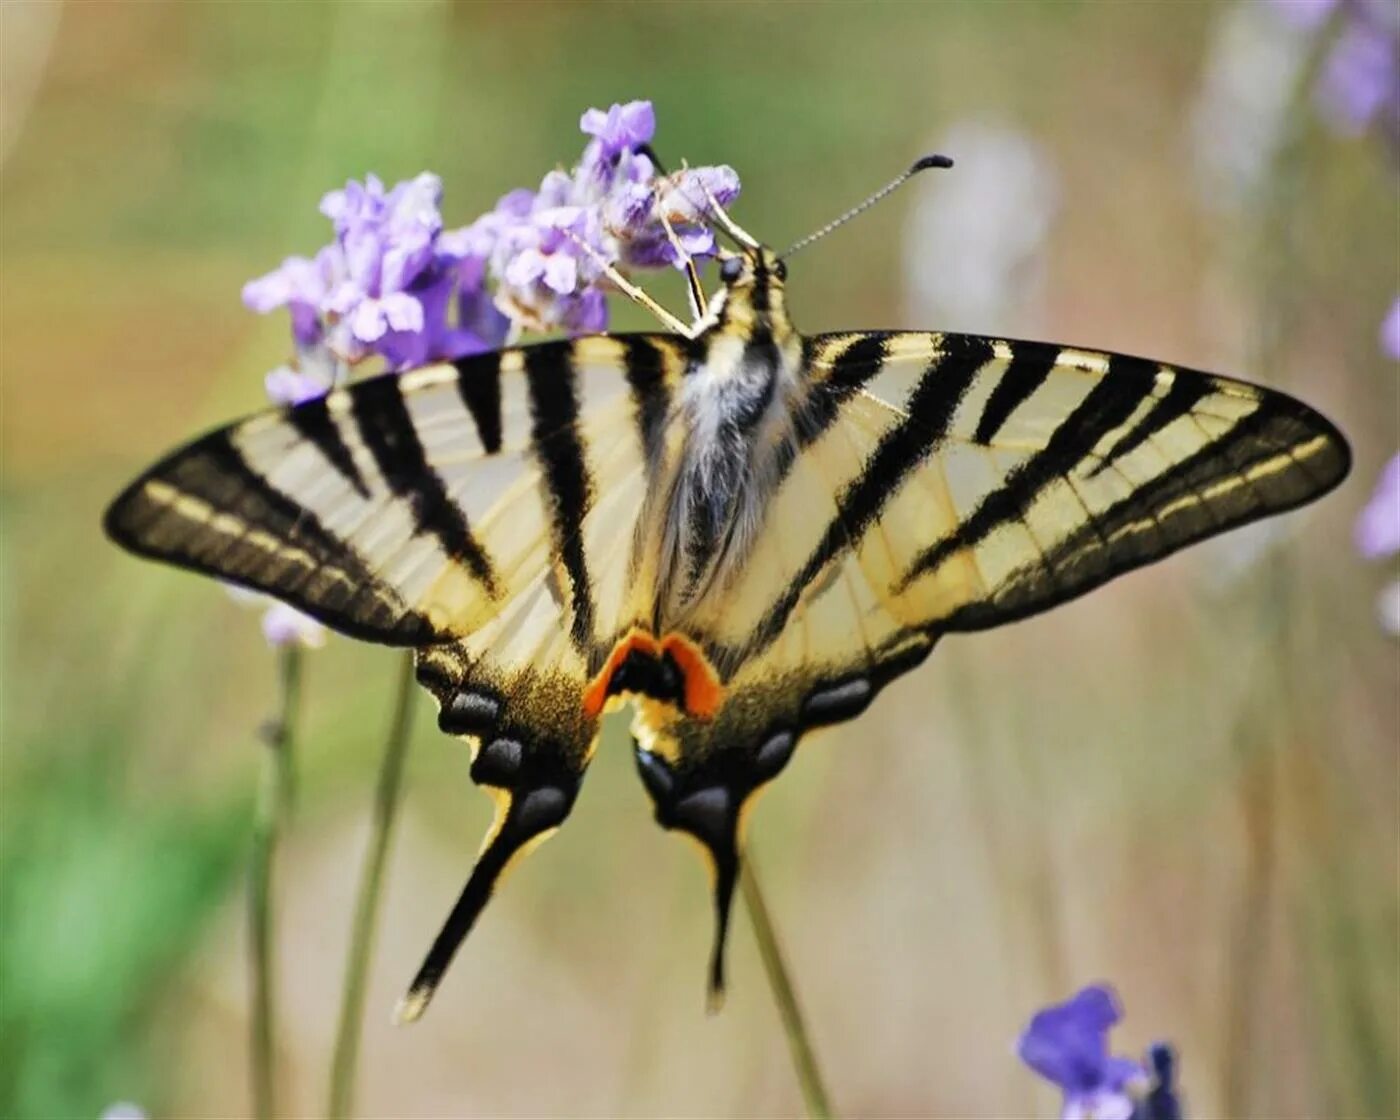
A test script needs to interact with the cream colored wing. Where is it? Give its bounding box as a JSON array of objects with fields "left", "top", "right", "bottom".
[{"left": 103, "top": 333, "right": 690, "bottom": 1019}]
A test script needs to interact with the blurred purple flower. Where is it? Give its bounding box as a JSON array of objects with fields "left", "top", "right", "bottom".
[
  {"left": 1018, "top": 985, "right": 1147, "bottom": 1120},
  {"left": 261, "top": 601, "right": 326, "bottom": 649},
  {"left": 99, "top": 1104, "right": 148, "bottom": 1120},
  {"left": 226, "top": 585, "right": 326, "bottom": 650},
  {"left": 1356, "top": 300, "right": 1400, "bottom": 636},
  {"left": 1317, "top": 13, "right": 1400, "bottom": 135},
  {"left": 1268, "top": 0, "right": 1338, "bottom": 31},
  {"left": 1355, "top": 453, "right": 1400, "bottom": 558},
  {"left": 1381, "top": 297, "right": 1400, "bottom": 359},
  {"left": 264, "top": 365, "right": 331, "bottom": 407}
]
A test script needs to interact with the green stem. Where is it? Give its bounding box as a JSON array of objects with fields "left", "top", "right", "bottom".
[
  {"left": 327, "top": 651, "right": 418, "bottom": 1119},
  {"left": 740, "top": 855, "right": 835, "bottom": 1120},
  {"left": 249, "top": 646, "right": 304, "bottom": 1120}
]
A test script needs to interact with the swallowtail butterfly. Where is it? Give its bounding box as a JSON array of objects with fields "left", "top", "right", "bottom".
[{"left": 104, "top": 166, "right": 1350, "bottom": 1022}]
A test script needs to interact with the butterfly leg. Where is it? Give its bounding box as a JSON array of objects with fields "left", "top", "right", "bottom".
[
  {"left": 559, "top": 228, "right": 702, "bottom": 338},
  {"left": 654, "top": 207, "right": 709, "bottom": 323}
]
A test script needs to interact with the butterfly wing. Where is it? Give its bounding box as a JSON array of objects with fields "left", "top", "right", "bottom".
[
  {"left": 104, "top": 333, "right": 690, "bottom": 1018},
  {"left": 630, "top": 329, "right": 1349, "bottom": 1001},
  {"left": 802, "top": 330, "right": 1350, "bottom": 631}
]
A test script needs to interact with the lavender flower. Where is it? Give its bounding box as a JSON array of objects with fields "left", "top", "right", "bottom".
[
  {"left": 581, "top": 100, "right": 656, "bottom": 153},
  {"left": 263, "top": 364, "right": 333, "bottom": 407},
  {"left": 450, "top": 100, "right": 739, "bottom": 334},
  {"left": 1355, "top": 453, "right": 1400, "bottom": 559},
  {"left": 242, "top": 247, "right": 340, "bottom": 349},
  {"left": 1018, "top": 985, "right": 1147, "bottom": 1120},
  {"left": 1268, "top": 0, "right": 1339, "bottom": 31},
  {"left": 1381, "top": 297, "right": 1400, "bottom": 359},
  {"left": 1316, "top": 8, "right": 1400, "bottom": 136},
  {"left": 226, "top": 585, "right": 326, "bottom": 650},
  {"left": 244, "top": 171, "right": 508, "bottom": 376},
  {"left": 1270, "top": 0, "right": 1400, "bottom": 142}
]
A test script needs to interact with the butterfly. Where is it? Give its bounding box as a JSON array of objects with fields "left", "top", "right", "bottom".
[{"left": 103, "top": 169, "right": 1350, "bottom": 1023}]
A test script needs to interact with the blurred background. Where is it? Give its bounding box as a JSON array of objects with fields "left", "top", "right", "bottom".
[{"left": 2, "top": 3, "right": 1396, "bottom": 1118}]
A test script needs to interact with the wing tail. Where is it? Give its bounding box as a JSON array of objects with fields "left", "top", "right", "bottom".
[{"left": 396, "top": 773, "right": 579, "bottom": 1024}]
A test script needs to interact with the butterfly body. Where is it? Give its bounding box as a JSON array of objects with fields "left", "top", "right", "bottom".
[
  {"left": 649, "top": 250, "right": 804, "bottom": 621},
  {"left": 104, "top": 237, "right": 1350, "bottom": 1019}
]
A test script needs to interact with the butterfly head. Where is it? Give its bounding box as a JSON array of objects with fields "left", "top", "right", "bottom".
[{"left": 711, "top": 245, "right": 792, "bottom": 337}]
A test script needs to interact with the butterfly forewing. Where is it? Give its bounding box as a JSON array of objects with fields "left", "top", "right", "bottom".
[{"left": 796, "top": 331, "right": 1349, "bottom": 633}]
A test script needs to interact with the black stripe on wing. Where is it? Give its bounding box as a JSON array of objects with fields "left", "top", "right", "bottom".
[
  {"left": 908, "top": 373, "right": 1350, "bottom": 628},
  {"left": 1086, "top": 373, "right": 1210, "bottom": 479},
  {"left": 797, "top": 333, "right": 889, "bottom": 441},
  {"left": 287, "top": 396, "right": 371, "bottom": 498},
  {"left": 453, "top": 350, "right": 505, "bottom": 455},
  {"left": 350, "top": 377, "right": 502, "bottom": 597},
  {"left": 524, "top": 346, "right": 596, "bottom": 650},
  {"left": 973, "top": 343, "right": 1060, "bottom": 444},
  {"left": 103, "top": 425, "right": 438, "bottom": 646},
  {"left": 622, "top": 335, "right": 675, "bottom": 465},
  {"left": 745, "top": 334, "right": 994, "bottom": 656},
  {"left": 897, "top": 355, "right": 1158, "bottom": 591}
]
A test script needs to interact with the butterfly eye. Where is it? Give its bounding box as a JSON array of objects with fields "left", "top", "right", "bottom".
[
  {"left": 720, "top": 256, "right": 743, "bottom": 283},
  {"left": 772, "top": 259, "right": 787, "bottom": 281}
]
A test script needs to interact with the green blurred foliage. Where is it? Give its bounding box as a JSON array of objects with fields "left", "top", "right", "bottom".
[{"left": 1, "top": 2, "right": 1395, "bottom": 1118}]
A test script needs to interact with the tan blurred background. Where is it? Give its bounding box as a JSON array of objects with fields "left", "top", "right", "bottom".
[{"left": 2, "top": 3, "right": 1396, "bottom": 1118}]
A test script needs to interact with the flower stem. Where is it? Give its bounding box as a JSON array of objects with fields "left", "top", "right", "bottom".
[
  {"left": 249, "top": 646, "right": 304, "bottom": 1120},
  {"left": 327, "top": 651, "right": 417, "bottom": 1119},
  {"left": 740, "top": 855, "right": 835, "bottom": 1120}
]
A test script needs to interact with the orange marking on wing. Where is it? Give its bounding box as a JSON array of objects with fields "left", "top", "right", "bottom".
[
  {"left": 661, "top": 633, "right": 724, "bottom": 720},
  {"left": 582, "top": 629, "right": 660, "bottom": 719}
]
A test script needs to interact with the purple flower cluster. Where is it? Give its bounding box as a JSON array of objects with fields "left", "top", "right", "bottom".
[
  {"left": 236, "top": 100, "right": 741, "bottom": 648},
  {"left": 1273, "top": 0, "right": 1400, "bottom": 141},
  {"left": 244, "top": 100, "right": 739, "bottom": 381},
  {"left": 449, "top": 100, "right": 738, "bottom": 334},
  {"left": 244, "top": 172, "right": 509, "bottom": 385},
  {"left": 1019, "top": 985, "right": 1148, "bottom": 1120}
]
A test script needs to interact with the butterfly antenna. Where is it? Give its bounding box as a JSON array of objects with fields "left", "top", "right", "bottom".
[{"left": 778, "top": 153, "right": 954, "bottom": 262}]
